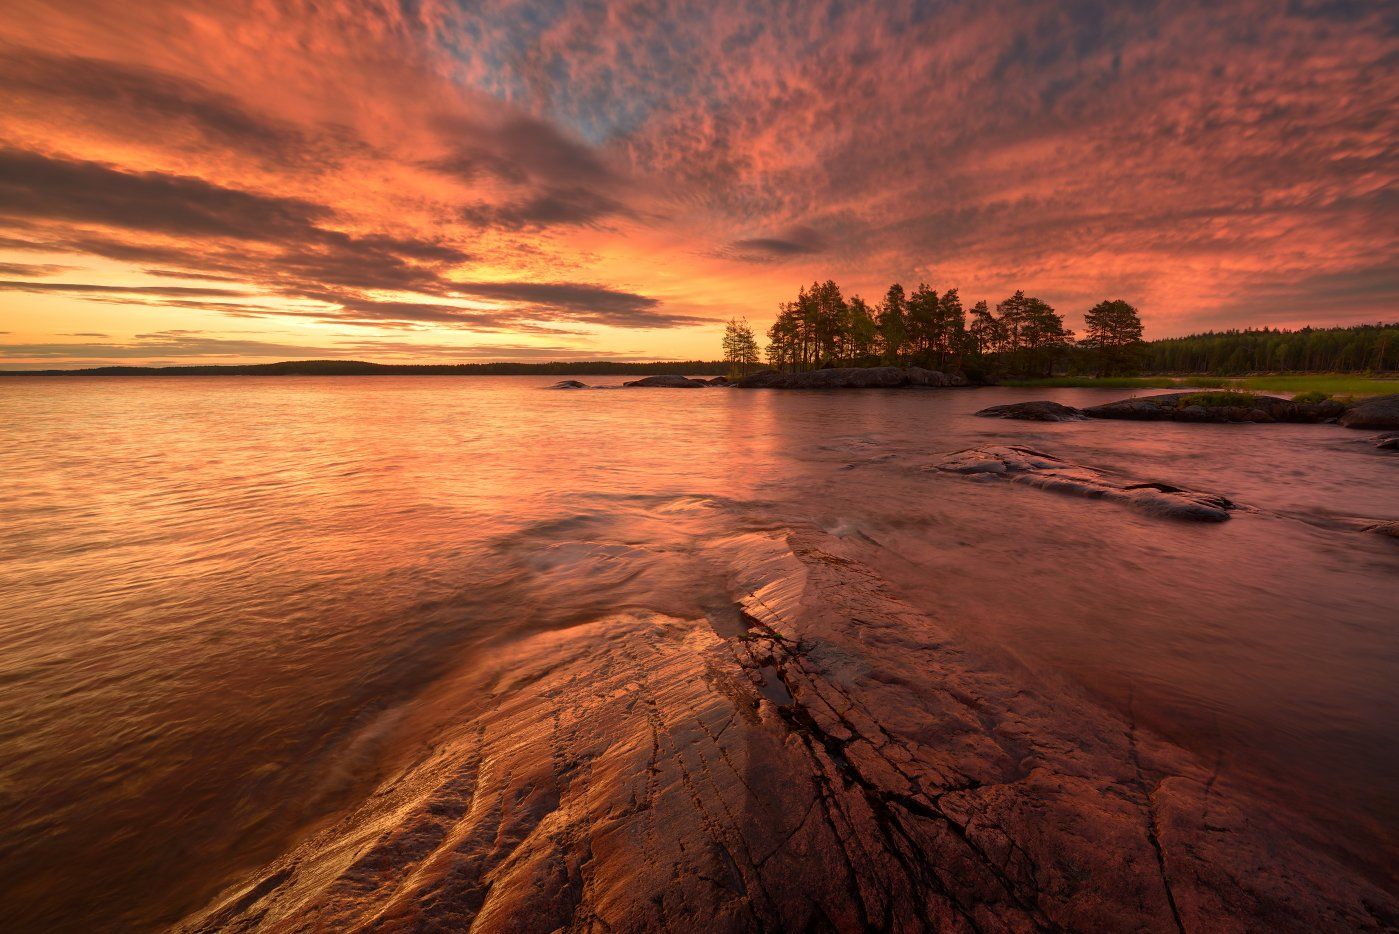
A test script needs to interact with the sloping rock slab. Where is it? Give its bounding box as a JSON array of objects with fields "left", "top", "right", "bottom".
[
  {"left": 177, "top": 531, "right": 1395, "bottom": 933},
  {"left": 1084, "top": 392, "right": 1345, "bottom": 423},
  {"left": 546, "top": 379, "right": 589, "bottom": 389},
  {"left": 735, "top": 367, "right": 969, "bottom": 389},
  {"left": 1340, "top": 394, "right": 1399, "bottom": 430},
  {"left": 932, "top": 445, "right": 1239, "bottom": 521},
  {"left": 975, "top": 400, "right": 1085, "bottom": 421},
  {"left": 622, "top": 375, "right": 709, "bottom": 388}
]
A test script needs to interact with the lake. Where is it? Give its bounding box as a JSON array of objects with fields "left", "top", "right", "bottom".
[{"left": 1, "top": 376, "right": 1395, "bottom": 930}]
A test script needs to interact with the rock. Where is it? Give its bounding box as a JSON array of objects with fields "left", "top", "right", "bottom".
[
  {"left": 932, "top": 445, "right": 1239, "bottom": 521},
  {"left": 621, "top": 374, "right": 708, "bottom": 388},
  {"left": 1362, "top": 519, "right": 1399, "bottom": 538},
  {"left": 1340, "top": 394, "right": 1399, "bottom": 430},
  {"left": 705, "top": 375, "right": 731, "bottom": 386},
  {"left": 546, "top": 379, "right": 588, "bottom": 389},
  {"left": 1084, "top": 392, "right": 1346, "bottom": 424},
  {"left": 905, "top": 366, "right": 970, "bottom": 387},
  {"left": 733, "top": 366, "right": 968, "bottom": 389},
  {"left": 975, "top": 400, "right": 1085, "bottom": 421},
  {"left": 179, "top": 530, "right": 1397, "bottom": 933},
  {"left": 1374, "top": 433, "right": 1399, "bottom": 450}
]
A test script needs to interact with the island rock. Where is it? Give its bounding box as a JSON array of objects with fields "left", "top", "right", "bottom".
[
  {"left": 621, "top": 375, "right": 709, "bottom": 388},
  {"left": 546, "top": 379, "right": 589, "bottom": 389},
  {"left": 975, "top": 400, "right": 1085, "bottom": 421},
  {"left": 1084, "top": 392, "right": 1346, "bottom": 423}
]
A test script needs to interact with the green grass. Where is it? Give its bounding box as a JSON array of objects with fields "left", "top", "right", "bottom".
[
  {"left": 1173, "top": 390, "right": 1263, "bottom": 408},
  {"left": 1001, "top": 376, "right": 1224, "bottom": 389},
  {"left": 1004, "top": 374, "right": 1398, "bottom": 396},
  {"left": 1230, "top": 375, "right": 1399, "bottom": 395}
]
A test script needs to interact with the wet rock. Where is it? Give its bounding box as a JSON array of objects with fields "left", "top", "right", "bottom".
[
  {"left": 905, "top": 366, "right": 970, "bottom": 387},
  {"left": 180, "top": 531, "right": 1398, "bottom": 932},
  {"left": 975, "top": 400, "right": 1085, "bottom": 421},
  {"left": 932, "top": 445, "right": 1239, "bottom": 521},
  {"left": 1340, "top": 394, "right": 1399, "bottom": 430},
  {"left": 622, "top": 374, "right": 709, "bottom": 388},
  {"left": 1374, "top": 433, "right": 1399, "bottom": 450},
  {"left": 546, "top": 379, "right": 589, "bottom": 389},
  {"left": 706, "top": 375, "right": 731, "bottom": 386},
  {"left": 733, "top": 367, "right": 969, "bottom": 389},
  {"left": 1362, "top": 519, "right": 1399, "bottom": 538},
  {"left": 1084, "top": 392, "right": 1345, "bottom": 424}
]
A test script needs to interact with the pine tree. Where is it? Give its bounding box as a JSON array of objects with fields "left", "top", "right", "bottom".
[
  {"left": 1082, "top": 299, "right": 1145, "bottom": 375},
  {"left": 721, "top": 317, "right": 761, "bottom": 377}
]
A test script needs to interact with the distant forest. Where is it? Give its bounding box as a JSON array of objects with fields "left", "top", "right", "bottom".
[
  {"left": 2, "top": 360, "right": 728, "bottom": 377},
  {"left": 1142, "top": 324, "right": 1398, "bottom": 374}
]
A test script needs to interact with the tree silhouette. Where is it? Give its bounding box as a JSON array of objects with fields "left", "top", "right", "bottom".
[
  {"left": 1082, "top": 300, "right": 1145, "bottom": 375},
  {"left": 722, "top": 317, "right": 761, "bottom": 377}
]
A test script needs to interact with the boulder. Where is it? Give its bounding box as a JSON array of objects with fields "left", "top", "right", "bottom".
[
  {"left": 705, "top": 375, "right": 730, "bottom": 386},
  {"left": 1374, "top": 433, "right": 1399, "bottom": 451},
  {"left": 975, "top": 400, "right": 1085, "bottom": 421},
  {"left": 1339, "top": 394, "right": 1399, "bottom": 430},
  {"left": 546, "top": 379, "right": 588, "bottom": 389},
  {"left": 621, "top": 374, "right": 708, "bottom": 388}
]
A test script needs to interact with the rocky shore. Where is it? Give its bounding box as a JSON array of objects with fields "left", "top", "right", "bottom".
[
  {"left": 732, "top": 366, "right": 969, "bottom": 389},
  {"left": 179, "top": 530, "right": 1397, "bottom": 932},
  {"left": 977, "top": 392, "right": 1399, "bottom": 430}
]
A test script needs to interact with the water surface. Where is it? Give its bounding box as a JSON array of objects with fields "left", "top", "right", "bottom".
[{"left": 1, "top": 376, "right": 1395, "bottom": 930}]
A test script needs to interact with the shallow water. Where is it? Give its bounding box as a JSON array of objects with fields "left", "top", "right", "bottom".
[{"left": 0, "top": 375, "right": 1395, "bottom": 930}]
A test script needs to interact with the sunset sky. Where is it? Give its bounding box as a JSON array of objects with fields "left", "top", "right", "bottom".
[{"left": 1, "top": 0, "right": 1394, "bottom": 368}]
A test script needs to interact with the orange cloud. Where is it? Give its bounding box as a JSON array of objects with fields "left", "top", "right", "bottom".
[{"left": 0, "top": 0, "right": 1394, "bottom": 366}]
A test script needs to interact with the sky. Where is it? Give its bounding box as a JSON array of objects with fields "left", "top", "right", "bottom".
[{"left": 0, "top": 0, "right": 1394, "bottom": 368}]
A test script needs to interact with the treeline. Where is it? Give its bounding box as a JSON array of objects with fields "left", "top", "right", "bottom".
[
  {"left": 754, "top": 280, "right": 1128, "bottom": 377},
  {"left": 737, "top": 280, "right": 1398, "bottom": 378},
  {"left": 1143, "top": 324, "right": 1398, "bottom": 374},
  {"left": 3, "top": 360, "right": 729, "bottom": 377}
]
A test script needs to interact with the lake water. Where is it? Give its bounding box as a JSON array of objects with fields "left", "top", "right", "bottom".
[{"left": 1, "top": 375, "right": 1395, "bottom": 930}]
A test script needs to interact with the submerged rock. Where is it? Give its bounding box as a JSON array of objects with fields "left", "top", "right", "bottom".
[
  {"left": 621, "top": 374, "right": 709, "bottom": 388},
  {"left": 546, "top": 379, "right": 589, "bottom": 389},
  {"left": 1374, "top": 432, "right": 1399, "bottom": 450},
  {"left": 1340, "top": 393, "right": 1399, "bottom": 430},
  {"left": 1363, "top": 519, "right": 1399, "bottom": 538},
  {"left": 179, "top": 530, "right": 1397, "bottom": 932},
  {"left": 932, "top": 445, "right": 1239, "bottom": 521},
  {"left": 975, "top": 400, "right": 1085, "bottom": 421},
  {"left": 1084, "top": 391, "right": 1345, "bottom": 423},
  {"left": 733, "top": 366, "right": 969, "bottom": 389}
]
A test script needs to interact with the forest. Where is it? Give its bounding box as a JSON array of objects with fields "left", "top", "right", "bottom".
[
  {"left": 1142, "top": 324, "right": 1398, "bottom": 374},
  {"left": 722, "top": 280, "right": 1397, "bottom": 377}
]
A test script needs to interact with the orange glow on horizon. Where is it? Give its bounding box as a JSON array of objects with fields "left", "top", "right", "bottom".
[{"left": 1, "top": 0, "right": 1394, "bottom": 368}]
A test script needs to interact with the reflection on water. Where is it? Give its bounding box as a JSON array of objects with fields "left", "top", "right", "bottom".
[{"left": 0, "top": 375, "right": 1395, "bottom": 930}]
